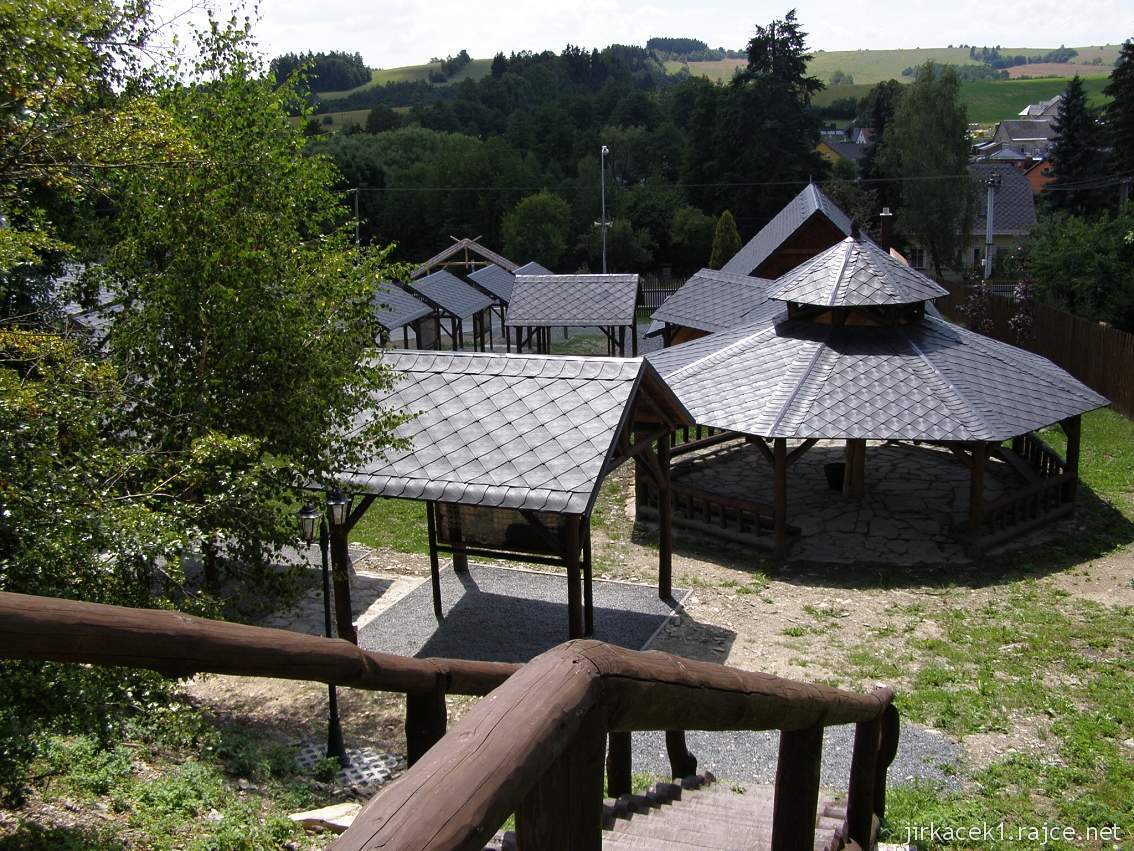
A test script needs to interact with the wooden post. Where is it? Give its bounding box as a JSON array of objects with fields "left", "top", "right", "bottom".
[
  {"left": 773, "top": 437, "right": 788, "bottom": 559},
  {"left": 631, "top": 321, "right": 638, "bottom": 357},
  {"left": 665, "top": 730, "right": 697, "bottom": 779},
  {"left": 583, "top": 519, "right": 594, "bottom": 636},
  {"left": 425, "top": 502, "right": 443, "bottom": 619},
  {"left": 1061, "top": 415, "right": 1081, "bottom": 502},
  {"left": 618, "top": 325, "right": 626, "bottom": 357},
  {"left": 844, "top": 438, "right": 866, "bottom": 498},
  {"left": 969, "top": 441, "right": 988, "bottom": 554},
  {"left": 657, "top": 434, "right": 673, "bottom": 600},
  {"left": 770, "top": 724, "right": 823, "bottom": 851},
  {"left": 846, "top": 715, "right": 882, "bottom": 849},
  {"left": 565, "top": 514, "right": 584, "bottom": 639},
  {"left": 874, "top": 703, "right": 900, "bottom": 822},
  {"left": 447, "top": 506, "right": 468, "bottom": 574},
  {"left": 516, "top": 708, "right": 605, "bottom": 851},
  {"left": 606, "top": 731, "right": 632, "bottom": 798},
  {"left": 328, "top": 521, "right": 357, "bottom": 644},
  {"left": 405, "top": 684, "right": 447, "bottom": 766}
]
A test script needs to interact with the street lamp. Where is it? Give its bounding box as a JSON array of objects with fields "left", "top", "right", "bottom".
[
  {"left": 600, "top": 145, "right": 609, "bottom": 273},
  {"left": 298, "top": 496, "right": 350, "bottom": 768}
]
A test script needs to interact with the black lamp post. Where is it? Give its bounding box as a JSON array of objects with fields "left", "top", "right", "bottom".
[{"left": 298, "top": 495, "right": 350, "bottom": 768}]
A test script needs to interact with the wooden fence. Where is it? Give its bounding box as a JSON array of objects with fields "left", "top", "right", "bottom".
[
  {"left": 935, "top": 285, "right": 1134, "bottom": 418},
  {"left": 639, "top": 274, "right": 685, "bottom": 311}
]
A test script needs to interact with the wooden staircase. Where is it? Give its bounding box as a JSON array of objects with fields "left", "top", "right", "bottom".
[{"left": 493, "top": 773, "right": 867, "bottom": 851}]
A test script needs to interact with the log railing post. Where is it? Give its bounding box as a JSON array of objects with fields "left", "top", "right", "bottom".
[
  {"left": 606, "top": 731, "right": 632, "bottom": 798},
  {"left": 665, "top": 730, "right": 697, "bottom": 779},
  {"left": 328, "top": 521, "right": 357, "bottom": 644},
  {"left": 874, "top": 703, "right": 901, "bottom": 822},
  {"left": 846, "top": 714, "right": 882, "bottom": 849},
  {"left": 770, "top": 724, "right": 823, "bottom": 851},
  {"left": 516, "top": 708, "right": 605, "bottom": 851},
  {"left": 405, "top": 683, "right": 447, "bottom": 766}
]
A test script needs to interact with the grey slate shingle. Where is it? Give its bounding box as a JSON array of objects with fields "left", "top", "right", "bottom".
[
  {"left": 467, "top": 261, "right": 552, "bottom": 304},
  {"left": 339, "top": 351, "right": 684, "bottom": 515},
  {"left": 721, "top": 184, "right": 852, "bottom": 276},
  {"left": 650, "top": 268, "right": 780, "bottom": 334},
  {"left": 371, "top": 282, "right": 432, "bottom": 332},
  {"left": 970, "top": 163, "right": 1037, "bottom": 236},
  {"left": 506, "top": 274, "right": 639, "bottom": 327},
  {"left": 647, "top": 314, "right": 1108, "bottom": 441},
  {"left": 408, "top": 270, "right": 495, "bottom": 319},
  {"left": 769, "top": 237, "right": 949, "bottom": 307}
]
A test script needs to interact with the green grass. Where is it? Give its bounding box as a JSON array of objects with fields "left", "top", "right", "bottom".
[
  {"left": 962, "top": 75, "right": 1110, "bottom": 124},
  {"left": 351, "top": 496, "right": 429, "bottom": 553},
  {"left": 317, "top": 58, "right": 493, "bottom": 100}
]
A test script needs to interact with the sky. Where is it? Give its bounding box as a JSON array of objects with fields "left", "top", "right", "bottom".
[{"left": 236, "top": 0, "right": 1133, "bottom": 68}]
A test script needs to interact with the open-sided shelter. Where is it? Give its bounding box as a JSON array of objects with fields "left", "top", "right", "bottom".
[
  {"left": 647, "top": 232, "right": 1108, "bottom": 557},
  {"left": 721, "top": 183, "right": 852, "bottom": 278},
  {"left": 412, "top": 237, "right": 518, "bottom": 280},
  {"left": 371, "top": 282, "right": 437, "bottom": 349},
  {"left": 406, "top": 271, "right": 496, "bottom": 352},
  {"left": 647, "top": 268, "right": 778, "bottom": 346},
  {"left": 467, "top": 260, "right": 552, "bottom": 337},
  {"left": 331, "top": 351, "right": 692, "bottom": 640},
  {"left": 506, "top": 273, "right": 640, "bottom": 356}
]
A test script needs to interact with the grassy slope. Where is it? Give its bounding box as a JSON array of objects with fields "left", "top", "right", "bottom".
[{"left": 317, "top": 58, "right": 493, "bottom": 101}]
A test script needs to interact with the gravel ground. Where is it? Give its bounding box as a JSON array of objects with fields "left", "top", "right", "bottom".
[
  {"left": 358, "top": 563, "right": 689, "bottom": 663},
  {"left": 631, "top": 721, "right": 961, "bottom": 791}
]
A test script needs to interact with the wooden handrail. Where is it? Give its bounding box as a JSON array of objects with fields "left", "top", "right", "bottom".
[
  {"left": 0, "top": 592, "right": 517, "bottom": 696},
  {"left": 336, "top": 640, "right": 895, "bottom": 851}
]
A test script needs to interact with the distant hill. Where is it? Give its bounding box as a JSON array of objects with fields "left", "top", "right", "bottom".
[{"left": 315, "top": 58, "right": 493, "bottom": 99}]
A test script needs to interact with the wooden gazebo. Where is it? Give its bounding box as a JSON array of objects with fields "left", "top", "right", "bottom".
[
  {"left": 467, "top": 260, "right": 552, "bottom": 337},
  {"left": 371, "top": 281, "right": 437, "bottom": 349},
  {"left": 646, "top": 232, "right": 1108, "bottom": 557},
  {"left": 405, "top": 271, "right": 495, "bottom": 352},
  {"left": 324, "top": 351, "right": 692, "bottom": 643},
  {"left": 506, "top": 273, "right": 640, "bottom": 356}
]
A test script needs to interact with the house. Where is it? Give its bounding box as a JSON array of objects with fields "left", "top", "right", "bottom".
[
  {"left": 992, "top": 119, "right": 1056, "bottom": 157},
  {"left": 720, "top": 183, "right": 852, "bottom": 278},
  {"left": 1024, "top": 158, "right": 1055, "bottom": 195},
  {"left": 852, "top": 127, "right": 874, "bottom": 145},
  {"left": 1018, "top": 94, "right": 1062, "bottom": 118},
  {"left": 816, "top": 140, "right": 868, "bottom": 167}
]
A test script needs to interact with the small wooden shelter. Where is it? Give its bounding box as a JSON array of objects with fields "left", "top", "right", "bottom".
[
  {"left": 467, "top": 260, "right": 552, "bottom": 337},
  {"left": 647, "top": 268, "right": 778, "bottom": 347},
  {"left": 405, "top": 271, "right": 495, "bottom": 352},
  {"left": 371, "top": 282, "right": 437, "bottom": 349},
  {"left": 331, "top": 351, "right": 692, "bottom": 640},
  {"left": 647, "top": 232, "right": 1109, "bottom": 556},
  {"left": 506, "top": 273, "right": 640, "bottom": 356},
  {"left": 412, "top": 236, "right": 518, "bottom": 280}
]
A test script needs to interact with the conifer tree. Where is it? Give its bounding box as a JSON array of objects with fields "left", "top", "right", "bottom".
[
  {"left": 710, "top": 210, "right": 742, "bottom": 268},
  {"left": 1104, "top": 40, "right": 1134, "bottom": 180},
  {"left": 1049, "top": 75, "right": 1104, "bottom": 211}
]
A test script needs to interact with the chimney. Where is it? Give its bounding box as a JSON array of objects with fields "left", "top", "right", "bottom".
[{"left": 879, "top": 207, "right": 894, "bottom": 252}]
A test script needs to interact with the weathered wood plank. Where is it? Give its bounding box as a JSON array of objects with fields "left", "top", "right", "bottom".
[{"left": 770, "top": 724, "right": 823, "bottom": 851}]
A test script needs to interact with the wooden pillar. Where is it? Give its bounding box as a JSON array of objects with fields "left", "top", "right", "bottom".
[
  {"left": 770, "top": 724, "right": 823, "bottom": 851},
  {"left": 565, "top": 514, "right": 583, "bottom": 639},
  {"left": 874, "top": 704, "right": 900, "bottom": 822},
  {"left": 846, "top": 715, "right": 881, "bottom": 849},
  {"left": 665, "top": 730, "right": 697, "bottom": 779},
  {"left": 403, "top": 325, "right": 409, "bottom": 349},
  {"left": 618, "top": 325, "right": 626, "bottom": 357},
  {"left": 844, "top": 438, "right": 866, "bottom": 498},
  {"left": 606, "top": 731, "right": 632, "bottom": 798},
  {"left": 773, "top": 437, "right": 788, "bottom": 559},
  {"left": 583, "top": 519, "right": 594, "bottom": 636},
  {"left": 969, "top": 441, "right": 988, "bottom": 553},
  {"left": 1061, "top": 415, "right": 1082, "bottom": 502},
  {"left": 328, "top": 521, "right": 357, "bottom": 644},
  {"left": 405, "top": 684, "right": 447, "bottom": 766},
  {"left": 516, "top": 708, "right": 605, "bottom": 851},
  {"left": 631, "top": 321, "right": 638, "bottom": 357},
  {"left": 447, "top": 506, "right": 468, "bottom": 573},
  {"left": 425, "top": 501, "right": 443, "bottom": 619},
  {"left": 657, "top": 434, "right": 673, "bottom": 600}
]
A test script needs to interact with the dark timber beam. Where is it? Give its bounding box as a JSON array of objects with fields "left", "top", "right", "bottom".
[
  {"left": 773, "top": 438, "right": 788, "bottom": 559},
  {"left": 844, "top": 438, "right": 866, "bottom": 497},
  {"left": 657, "top": 434, "right": 673, "bottom": 600},
  {"left": 565, "top": 514, "right": 584, "bottom": 639},
  {"left": 425, "top": 501, "right": 443, "bottom": 619},
  {"left": 328, "top": 518, "right": 358, "bottom": 644},
  {"left": 968, "top": 441, "right": 989, "bottom": 554},
  {"left": 1061, "top": 415, "right": 1082, "bottom": 502}
]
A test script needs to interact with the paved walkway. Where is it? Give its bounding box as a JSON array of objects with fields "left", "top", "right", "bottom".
[{"left": 671, "top": 439, "right": 1059, "bottom": 564}]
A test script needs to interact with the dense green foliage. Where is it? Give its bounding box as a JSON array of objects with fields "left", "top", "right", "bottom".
[
  {"left": 270, "top": 49, "right": 370, "bottom": 92},
  {"left": 1104, "top": 40, "right": 1134, "bottom": 177},
  {"left": 502, "top": 191, "right": 572, "bottom": 268},
  {"left": 709, "top": 210, "right": 742, "bottom": 269},
  {"left": 1049, "top": 75, "right": 1106, "bottom": 211}
]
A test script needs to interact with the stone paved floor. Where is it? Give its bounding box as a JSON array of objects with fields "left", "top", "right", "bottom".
[{"left": 670, "top": 439, "right": 1060, "bottom": 564}]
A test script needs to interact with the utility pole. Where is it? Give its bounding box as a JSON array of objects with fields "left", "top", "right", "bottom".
[
  {"left": 983, "top": 172, "right": 1001, "bottom": 280},
  {"left": 599, "top": 145, "right": 609, "bottom": 273}
]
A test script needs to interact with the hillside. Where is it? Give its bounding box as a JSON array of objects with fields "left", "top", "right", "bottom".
[{"left": 316, "top": 58, "right": 492, "bottom": 100}]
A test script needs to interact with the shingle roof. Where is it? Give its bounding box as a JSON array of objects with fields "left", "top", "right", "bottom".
[
  {"left": 825, "top": 141, "right": 867, "bottom": 162},
  {"left": 647, "top": 314, "right": 1107, "bottom": 441},
  {"left": 338, "top": 351, "right": 690, "bottom": 515},
  {"left": 721, "top": 183, "right": 853, "bottom": 276},
  {"left": 650, "top": 268, "right": 780, "bottom": 334},
  {"left": 407, "top": 270, "right": 495, "bottom": 319},
  {"left": 506, "top": 274, "right": 639, "bottom": 327},
  {"left": 467, "top": 261, "right": 552, "bottom": 304},
  {"left": 970, "top": 163, "right": 1037, "bottom": 236},
  {"left": 371, "top": 282, "right": 432, "bottom": 332},
  {"left": 412, "top": 238, "right": 518, "bottom": 279},
  {"left": 997, "top": 119, "right": 1056, "bottom": 142},
  {"left": 769, "top": 237, "right": 948, "bottom": 307}
]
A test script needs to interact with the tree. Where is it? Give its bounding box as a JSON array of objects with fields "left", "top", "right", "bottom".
[
  {"left": 856, "top": 79, "right": 905, "bottom": 212},
  {"left": 491, "top": 52, "right": 508, "bottom": 78},
  {"left": 1049, "top": 75, "right": 1105, "bottom": 212},
  {"left": 366, "top": 104, "right": 402, "bottom": 133},
  {"left": 669, "top": 206, "right": 716, "bottom": 273},
  {"left": 1105, "top": 40, "right": 1134, "bottom": 177},
  {"left": 878, "top": 63, "right": 974, "bottom": 277},
  {"left": 501, "top": 191, "right": 571, "bottom": 267},
  {"left": 710, "top": 210, "right": 742, "bottom": 268},
  {"left": 603, "top": 218, "right": 654, "bottom": 271}
]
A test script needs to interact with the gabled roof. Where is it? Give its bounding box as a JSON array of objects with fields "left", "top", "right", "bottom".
[
  {"left": 970, "top": 163, "right": 1037, "bottom": 236},
  {"left": 337, "top": 351, "right": 691, "bottom": 515},
  {"left": 769, "top": 236, "right": 948, "bottom": 307},
  {"left": 988, "top": 147, "right": 1029, "bottom": 161},
  {"left": 646, "top": 313, "right": 1107, "bottom": 442},
  {"left": 824, "top": 141, "right": 868, "bottom": 162},
  {"left": 650, "top": 268, "right": 779, "bottom": 335},
  {"left": 371, "top": 282, "right": 432, "bottom": 332},
  {"left": 1019, "top": 94, "right": 1062, "bottom": 117},
  {"left": 407, "top": 270, "right": 495, "bottom": 319},
  {"left": 412, "top": 238, "right": 519, "bottom": 280},
  {"left": 720, "top": 183, "right": 852, "bottom": 276},
  {"left": 467, "top": 261, "right": 552, "bottom": 304},
  {"left": 996, "top": 120, "right": 1056, "bottom": 142},
  {"left": 506, "top": 274, "right": 639, "bottom": 328}
]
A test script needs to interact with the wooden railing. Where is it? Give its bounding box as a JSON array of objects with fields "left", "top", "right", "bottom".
[{"left": 0, "top": 592, "right": 899, "bottom": 850}]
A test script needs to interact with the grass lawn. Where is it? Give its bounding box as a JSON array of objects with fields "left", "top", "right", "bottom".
[{"left": 316, "top": 59, "right": 493, "bottom": 101}]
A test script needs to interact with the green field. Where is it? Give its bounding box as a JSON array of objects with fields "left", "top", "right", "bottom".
[
  {"left": 961, "top": 75, "right": 1110, "bottom": 123},
  {"left": 317, "top": 58, "right": 493, "bottom": 100}
]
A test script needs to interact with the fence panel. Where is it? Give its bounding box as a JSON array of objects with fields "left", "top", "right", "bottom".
[{"left": 639, "top": 274, "right": 685, "bottom": 312}]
